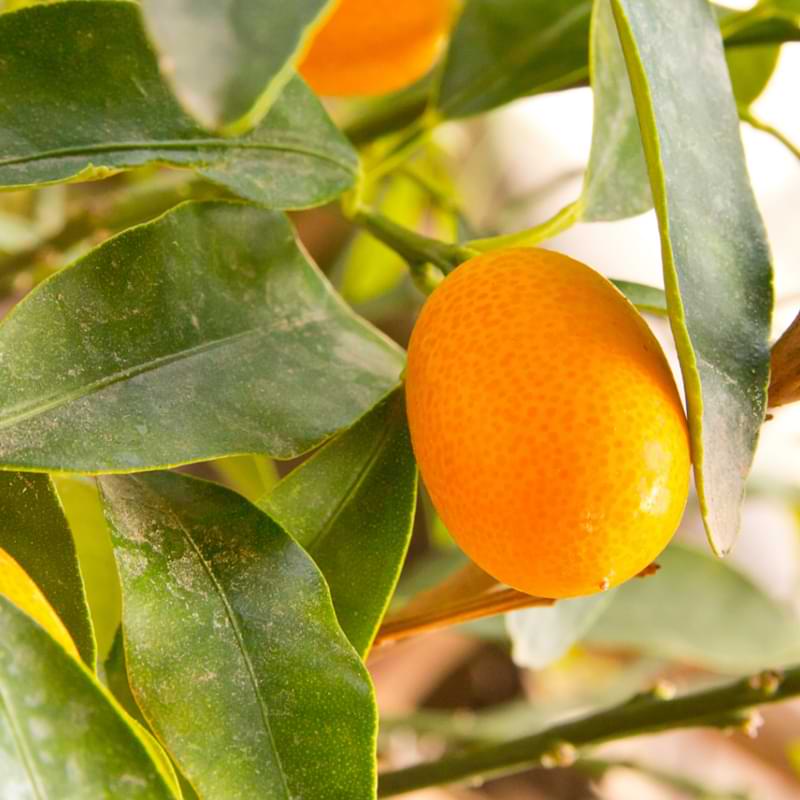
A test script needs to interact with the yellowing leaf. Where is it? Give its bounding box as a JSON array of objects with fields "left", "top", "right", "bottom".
[{"left": 0, "top": 547, "right": 79, "bottom": 659}]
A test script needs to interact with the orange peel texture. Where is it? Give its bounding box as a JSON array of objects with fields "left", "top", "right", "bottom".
[
  {"left": 406, "top": 248, "right": 691, "bottom": 599},
  {"left": 300, "top": 0, "right": 453, "bottom": 97}
]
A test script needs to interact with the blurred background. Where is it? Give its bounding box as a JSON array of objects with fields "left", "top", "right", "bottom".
[{"left": 0, "top": 1, "right": 798, "bottom": 797}]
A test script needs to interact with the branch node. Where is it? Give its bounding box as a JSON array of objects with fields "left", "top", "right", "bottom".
[
  {"left": 747, "top": 669, "right": 783, "bottom": 696},
  {"left": 540, "top": 741, "right": 577, "bottom": 769}
]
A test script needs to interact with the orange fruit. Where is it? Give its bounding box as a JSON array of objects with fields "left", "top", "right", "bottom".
[
  {"left": 406, "top": 248, "right": 691, "bottom": 598},
  {"left": 299, "top": 0, "right": 453, "bottom": 97}
]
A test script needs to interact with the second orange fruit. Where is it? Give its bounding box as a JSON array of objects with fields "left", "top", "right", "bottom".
[
  {"left": 300, "top": 0, "right": 453, "bottom": 97},
  {"left": 406, "top": 248, "right": 691, "bottom": 599}
]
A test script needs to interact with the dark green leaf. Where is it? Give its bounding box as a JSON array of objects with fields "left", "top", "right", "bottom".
[
  {"left": 720, "top": 1, "right": 800, "bottom": 47},
  {"left": 586, "top": 545, "right": 800, "bottom": 673},
  {"left": 436, "top": 0, "right": 591, "bottom": 119},
  {"left": 0, "top": 201, "right": 403, "bottom": 473},
  {"left": 580, "top": 0, "right": 650, "bottom": 222},
  {"left": 0, "top": 472, "right": 95, "bottom": 667},
  {"left": 0, "top": 596, "right": 177, "bottom": 799},
  {"left": 507, "top": 592, "right": 616, "bottom": 670},
  {"left": 54, "top": 475, "right": 122, "bottom": 661},
  {"left": 141, "top": 0, "right": 335, "bottom": 134},
  {"left": 612, "top": 0, "right": 773, "bottom": 554},
  {"left": 263, "top": 389, "right": 418, "bottom": 657},
  {"left": 99, "top": 472, "right": 377, "bottom": 800},
  {"left": 0, "top": 2, "right": 357, "bottom": 209}
]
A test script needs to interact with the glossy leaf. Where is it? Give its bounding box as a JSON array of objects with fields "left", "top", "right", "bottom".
[
  {"left": 0, "top": 472, "right": 94, "bottom": 667},
  {"left": 580, "top": 0, "right": 650, "bottom": 222},
  {"left": 612, "top": 0, "right": 773, "bottom": 554},
  {"left": 141, "top": 0, "right": 335, "bottom": 134},
  {"left": 507, "top": 592, "right": 615, "bottom": 670},
  {"left": 0, "top": 201, "right": 404, "bottom": 473},
  {"left": 54, "top": 475, "right": 122, "bottom": 661},
  {"left": 263, "top": 389, "right": 418, "bottom": 657},
  {"left": 99, "top": 472, "right": 377, "bottom": 800},
  {"left": 0, "top": 596, "right": 177, "bottom": 799},
  {"left": 0, "top": 2, "right": 358, "bottom": 209},
  {"left": 586, "top": 545, "right": 800, "bottom": 673},
  {"left": 436, "top": 0, "right": 591, "bottom": 119},
  {"left": 0, "top": 548, "right": 79, "bottom": 659}
]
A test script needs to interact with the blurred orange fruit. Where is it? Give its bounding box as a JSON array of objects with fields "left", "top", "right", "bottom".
[
  {"left": 406, "top": 248, "right": 691, "bottom": 598},
  {"left": 299, "top": 0, "right": 452, "bottom": 96},
  {"left": 0, "top": 547, "right": 80, "bottom": 657}
]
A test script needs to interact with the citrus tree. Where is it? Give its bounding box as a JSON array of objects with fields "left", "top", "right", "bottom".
[{"left": 0, "top": 0, "right": 799, "bottom": 797}]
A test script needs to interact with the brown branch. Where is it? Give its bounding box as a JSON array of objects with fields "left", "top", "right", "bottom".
[{"left": 769, "top": 311, "right": 800, "bottom": 408}]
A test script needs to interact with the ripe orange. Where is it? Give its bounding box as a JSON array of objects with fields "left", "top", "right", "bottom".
[
  {"left": 299, "top": 0, "right": 453, "bottom": 97},
  {"left": 406, "top": 248, "right": 691, "bottom": 598}
]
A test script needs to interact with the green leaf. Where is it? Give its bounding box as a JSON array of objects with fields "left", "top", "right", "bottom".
[
  {"left": 99, "top": 471, "right": 377, "bottom": 800},
  {"left": 105, "top": 631, "right": 193, "bottom": 800},
  {"left": 611, "top": 0, "right": 773, "bottom": 554},
  {"left": 507, "top": 592, "right": 616, "bottom": 670},
  {"left": 0, "top": 596, "right": 177, "bottom": 799},
  {"left": 262, "top": 388, "right": 418, "bottom": 657},
  {"left": 611, "top": 280, "right": 667, "bottom": 316},
  {"left": 727, "top": 44, "right": 780, "bottom": 109},
  {"left": 436, "top": 0, "right": 592, "bottom": 119},
  {"left": 53, "top": 475, "right": 122, "bottom": 662},
  {"left": 0, "top": 472, "right": 95, "bottom": 668},
  {"left": 580, "top": 0, "right": 650, "bottom": 222},
  {"left": 141, "top": 0, "right": 335, "bottom": 134},
  {"left": 721, "top": 1, "right": 800, "bottom": 47},
  {"left": 585, "top": 545, "right": 800, "bottom": 673},
  {"left": 0, "top": 201, "right": 404, "bottom": 473},
  {"left": 0, "top": 2, "right": 357, "bottom": 209}
]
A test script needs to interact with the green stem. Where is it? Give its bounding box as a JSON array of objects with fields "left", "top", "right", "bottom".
[
  {"left": 351, "top": 207, "right": 477, "bottom": 276},
  {"left": 377, "top": 668, "right": 795, "bottom": 796},
  {"left": 468, "top": 200, "right": 582, "bottom": 252},
  {"left": 364, "top": 117, "right": 438, "bottom": 184},
  {"left": 739, "top": 107, "right": 800, "bottom": 162}
]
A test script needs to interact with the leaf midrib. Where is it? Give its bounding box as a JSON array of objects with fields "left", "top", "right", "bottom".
[
  {"left": 301, "top": 418, "right": 394, "bottom": 555},
  {"left": 0, "top": 138, "right": 355, "bottom": 174},
  {"left": 0, "top": 328, "right": 263, "bottom": 431},
  {"left": 133, "top": 477, "right": 292, "bottom": 799}
]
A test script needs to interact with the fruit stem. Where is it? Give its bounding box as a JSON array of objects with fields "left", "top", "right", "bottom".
[
  {"left": 467, "top": 200, "right": 582, "bottom": 251},
  {"left": 373, "top": 587, "right": 553, "bottom": 648},
  {"left": 351, "top": 206, "right": 478, "bottom": 275},
  {"left": 769, "top": 310, "right": 800, "bottom": 408},
  {"left": 373, "top": 561, "right": 551, "bottom": 649},
  {"left": 377, "top": 668, "right": 800, "bottom": 796}
]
